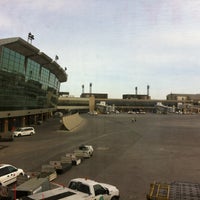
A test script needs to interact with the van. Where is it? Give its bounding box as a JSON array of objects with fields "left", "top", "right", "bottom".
[{"left": 13, "top": 127, "right": 35, "bottom": 137}]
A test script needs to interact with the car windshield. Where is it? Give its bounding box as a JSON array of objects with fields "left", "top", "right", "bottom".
[
  {"left": 79, "top": 146, "right": 87, "bottom": 150},
  {"left": 94, "top": 184, "right": 106, "bottom": 196},
  {"left": 8, "top": 166, "right": 17, "bottom": 173},
  {"left": 15, "top": 128, "right": 22, "bottom": 131},
  {"left": 69, "top": 181, "right": 90, "bottom": 195}
]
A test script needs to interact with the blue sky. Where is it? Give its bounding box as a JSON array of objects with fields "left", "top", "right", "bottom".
[{"left": 1, "top": 0, "right": 200, "bottom": 99}]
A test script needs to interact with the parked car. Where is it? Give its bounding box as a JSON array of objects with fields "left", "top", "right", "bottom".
[
  {"left": 79, "top": 145, "right": 94, "bottom": 156},
  {"left": 68, "top": 178, "right": 120, "bottom": 200},
  {"left": 13, "top": 127, "right": 35, "bottom": 137},
  {"left": 74, "top": 145, "right": 94, "bottom": 159},
  {"left": 0, "top": 164, "right": 24, "bottom": 186},
  {"left": 0, "top": 132, "right": 14, "bottom": 141}
]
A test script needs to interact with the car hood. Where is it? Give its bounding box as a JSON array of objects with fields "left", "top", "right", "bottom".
[
  {"left": 17, "top": 168, "right": 24, "bottom": 175},
  {"left": 100, "top": 183, "right": 119, "bottom": 195}
]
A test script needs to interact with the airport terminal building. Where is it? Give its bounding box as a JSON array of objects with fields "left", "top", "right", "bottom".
[{"left": 0, "top": 37, "right": 67, "bottom": 132}]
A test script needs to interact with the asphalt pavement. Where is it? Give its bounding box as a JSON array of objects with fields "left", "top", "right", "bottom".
[{"left": 1, "top": 113, "right": 200, "bottom": 200}]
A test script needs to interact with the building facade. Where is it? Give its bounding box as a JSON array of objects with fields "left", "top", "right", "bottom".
[
  {"left": 0, "top": 37, "right": 67, "bottom": 132},
  {"left": 80, "top": 93, "right": 108, "bottom": 99},
  {"left": 122, "top": 94, "right": 150, "bottom": 100},
  {"left": 166, "top": 93, "right": 200, "bottom": 103}
]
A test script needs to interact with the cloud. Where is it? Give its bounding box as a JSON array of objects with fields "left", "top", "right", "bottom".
[
  {"left": 0, "top": 13, "right": 12, "bottom": 30},
  {"left": 127, "top": 28, "right": 200, "bottom": 69},
  {"left": 156, "top": 30, "right": 200, "bottom": 47},
  {"left": 1, "top": 0, "right": 88, "bottom": 14}
]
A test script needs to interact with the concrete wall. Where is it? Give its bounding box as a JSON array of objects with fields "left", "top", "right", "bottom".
[{"left": 62, "top": 113, "right": 83, "bottom": 131}]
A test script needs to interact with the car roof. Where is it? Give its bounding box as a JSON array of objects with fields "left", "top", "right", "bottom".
[
  {"left": 0, "top": 164, "right": 13, "bottom": 168},
  {"left": 70, "top": 178, "right": 98, "bottom": 186},
  {"left": 17, "top": 127, "right": 34, "bottom": 129}
]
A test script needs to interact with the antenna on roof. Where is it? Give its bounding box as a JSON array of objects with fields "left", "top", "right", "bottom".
[
  {"left": 89, "top": 83, "right": 92, "bottom": 94},
  {"left": 135, "top": 86, "right": 138, "bottom": 95},
  {"left": 82, "top": 84, "right": 85, "bottom": 93},
  {"left": 55, "top": 55, "right": 59, "bottom": 61}
]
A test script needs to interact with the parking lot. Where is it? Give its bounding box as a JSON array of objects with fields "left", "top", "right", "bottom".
[{"left": 1, "top": 113, "right": 200, "bottom": 199}]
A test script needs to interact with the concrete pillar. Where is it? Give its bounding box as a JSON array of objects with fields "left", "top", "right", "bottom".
[
  {"left": 89, "top": 95, "right": 95, "bottom": 113},
  {"left": 34, "top": 115, "right": 37, "bottom": 125},
  {"left": 4, "top": 119, "right": 8, "bottom": 132},
  {"left": 22, "top": 117, "right": 26, "bottom": 127},
  {"left": 41, "top": 113, "right": 43, "bottom": 121},
  {"left": 44, "top": 113, "right": 48, "bottom": 121},
  {"left": 48, "top": 112, "right": 52, "bottom": 118}
]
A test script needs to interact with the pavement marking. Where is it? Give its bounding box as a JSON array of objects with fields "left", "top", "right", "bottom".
[{"left": 96, "top": 147, "right": 109, "bottom": 151}]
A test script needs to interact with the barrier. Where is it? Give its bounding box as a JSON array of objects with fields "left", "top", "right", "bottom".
[{"left": 62, "top": 113, "right": 84, "bottom": 131}]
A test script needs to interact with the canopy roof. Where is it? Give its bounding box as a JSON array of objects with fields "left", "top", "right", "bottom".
[{"left": 0, "top": 37, "right": 67, "bottom": 82}]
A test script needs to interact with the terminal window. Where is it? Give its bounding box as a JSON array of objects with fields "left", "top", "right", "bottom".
[{"left": 0, "top": 47, "right": 25, "bottom": 75}]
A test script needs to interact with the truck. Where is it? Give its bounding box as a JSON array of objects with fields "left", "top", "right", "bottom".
[
  {"left": 21, "top": 186, "right": 91, "bottom": 200},
  {"left": 74, "top": 145, "right": 94, "bottom": 159},
  {"left": 68, "top": 178, "right": 120, "bottom": 200},
  {"left": 146, "top": 181, "right": 200, "bottom": 200},
  {"left": 21, "top": 178, "right": 120, "bottom": 200}
]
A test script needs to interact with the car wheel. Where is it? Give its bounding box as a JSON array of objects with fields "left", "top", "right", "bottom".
[{"left": 111, "top": 197, "right": 119, "bottom": 200}]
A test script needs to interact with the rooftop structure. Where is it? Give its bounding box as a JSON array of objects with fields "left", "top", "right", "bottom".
[
  {"left": 166, "top": 93, "right": 200, "bottom": 102},
  {"left": 80, "top": 93, "right": 108, "bottom": 99},
  {"left": 122, "top": 94, "right": 151, "bottom": 100}
]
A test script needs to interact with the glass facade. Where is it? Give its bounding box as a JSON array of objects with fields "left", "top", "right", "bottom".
[
  {"left": 26, "top": 59, "right": 40, "bottom": 82},
  {"left": 41, "top": 67, "right": 49, "bottom": 90},
  {"left": 0, "top": 46, "right": 61, "bottom": 111},
  {"left": 1, "top": 46, "right": 25, "bottom": 74}
]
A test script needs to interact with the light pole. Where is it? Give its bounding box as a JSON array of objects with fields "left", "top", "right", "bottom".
[{"left": 27, "top": 32, "right": 34, "bottom": 44}]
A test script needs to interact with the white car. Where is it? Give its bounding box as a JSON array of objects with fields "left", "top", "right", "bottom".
[
  {"left": 13, "top": 127, "right": 35, "bottom": 137},
  {"left": 68, "top": 178, "right": 120, "bottom": 200},
  {"left": 74, "top": 145, "right": 94, "bottom": 159},
  {"left": 0, "top": 164, "right": 24, "bottom": 186},
  {"left": 79, "top": 145, "right": 94, "bottom": 156}
]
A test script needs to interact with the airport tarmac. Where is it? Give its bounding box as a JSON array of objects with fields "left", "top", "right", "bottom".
[
  {"left": 1, "top": 113, "right": 200, "bottom": 200},
  {"left": 55, "top": 113, "right": 200, "bottom": 199}
]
